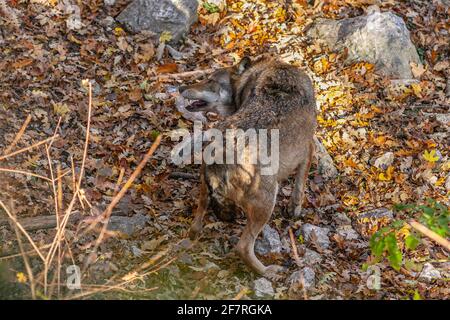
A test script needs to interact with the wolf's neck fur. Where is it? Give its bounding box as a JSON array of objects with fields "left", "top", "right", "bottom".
[{"left": 232, "top": 61, "right": 268, "bottom": 109}]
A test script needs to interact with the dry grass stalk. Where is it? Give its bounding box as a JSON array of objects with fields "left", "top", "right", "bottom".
[
  {"left": 0, "top": 135, "right": 59, "bottom": 161},
  {"left": 3, "top": 114, "right": 32, "bottom": 155}
]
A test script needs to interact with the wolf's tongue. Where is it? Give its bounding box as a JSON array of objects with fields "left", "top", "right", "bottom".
[{"left": 186, "top": 100, "right": 207, "bottom": 110}]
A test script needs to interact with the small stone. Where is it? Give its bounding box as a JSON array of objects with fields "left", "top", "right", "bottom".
[
  {"left": 253, "top": 278, "right": 274, "bottom": 298},
  {"left": 107, "top": 213, "right": 150, "bottom": 236},
  {"left": 287, "top": 267, "right": 316, "bottom": 289},
  {"left": 418, "top": 263, "right": 442, "bottom": 283},
  {"left": 374, "top": 152, "right": 394, "bottom": 170},
  {"left": 314, "top": 137, "right": 338, "bottom": 180},
  {"left": 301, "top": 246, "right": 323, "bottom": 266},
  {"left": 359, "top": 208, "right": 394, "bottom": 220},
  {"left": 104, "top": 0, "right": 116, "bottom": 6},
  {"left": 354, "top": 208, "right": 394, "bottom": 239},
  {"left": 255, "top": 225, "right": 283, "bottom": 256},
  {"left": 298, "top": 223, "right": 330, "bottom": 249},
  {"left": 336, "top": 225, "right": 360, "bottom": 241},
  {"left": 100, "top": 16, "right": 115, "bottom": 28},
  {"left": 334, "top": 212, "right": 352, "bottom": 225},
  {"left": 131, "top": 245, "right": 143, "bottom": 257}
]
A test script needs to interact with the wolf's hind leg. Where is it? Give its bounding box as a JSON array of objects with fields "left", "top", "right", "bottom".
[
  {"left": 236, "top": 183, "right": 283, "bottom": 279},
  {"left": 286, "top": 141, "right": 314, "bottom": 218},
  {"left": 189, "top": 170, "right": 209, "bottom": 240}
]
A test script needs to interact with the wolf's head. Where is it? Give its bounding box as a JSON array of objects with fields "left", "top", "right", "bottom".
[{"left": 179, "top": 57, "right": 252, "bottom": 116}]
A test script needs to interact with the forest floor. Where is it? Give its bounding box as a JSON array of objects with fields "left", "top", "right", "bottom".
[{"left": 0, "top": 0, "right": 449, "bottom": 299}]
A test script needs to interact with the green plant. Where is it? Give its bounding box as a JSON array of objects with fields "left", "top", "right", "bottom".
[
  {"left": 394, "top": 199, "right": 449, "bottom": 237},
  {"left": 203, "top": 2, "right": 220, "bottom": 14},
  {"left": 368, "top": 199, "right": 449, "bottom": 271}
]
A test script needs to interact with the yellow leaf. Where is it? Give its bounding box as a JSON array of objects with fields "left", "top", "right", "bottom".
[
  {"left": 379, "top": 166, "right": 394, "bottom": 181},
  {"left": 423, "top": 149, "right": 440, "bottom": 163},
  {"left": 411, "top": 83, "right": 422, "bottom": 98},
  {"left": 53, "top": 103, "right": 70, "bottom": 116},
  {"left": 435, "top": 177, "right": 445, "bottom": 187},
  {"left": 441, "top": 161, "right": 450, "bottom": 171},
  {"left": 16, "top": 272, "right": 27, "bottom": 284},
  {"left": 159, "top": 31, "right": 172, "bottom": 43},
  {"left": 114, "top": 27, "right": 125, "bottom": 37}
]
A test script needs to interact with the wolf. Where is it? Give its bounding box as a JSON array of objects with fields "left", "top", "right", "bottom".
[{"left": 179, "top": 55, "right": 317, "bottom": 279}]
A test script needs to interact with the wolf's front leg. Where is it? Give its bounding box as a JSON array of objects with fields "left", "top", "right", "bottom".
[{"left": 189, "top": 170, "right": 209, "bottom": 240}]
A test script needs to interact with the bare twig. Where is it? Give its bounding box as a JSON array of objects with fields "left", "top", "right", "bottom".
[
  {"left": 0, "top": 167, "right": 51, "bottom": 182},
  {"left": 11, "top": 207, "right": 36, "bottom": 300},
  {"left": 3, "top": 114, "right": 32, "bottom": 155},
  {"left": 0, "top": 136, "right": 59, "bottom": 161},
  {"left": 289, "top": 227, "right": 301, "bottom": 266}
]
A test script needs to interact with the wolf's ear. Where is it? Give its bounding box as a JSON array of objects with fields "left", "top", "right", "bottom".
[{"left": 237, "top": 56, "right": 251, "bottom": 74}]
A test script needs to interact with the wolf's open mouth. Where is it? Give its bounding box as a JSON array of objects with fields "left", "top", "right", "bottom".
[{"left": 186, "top": 99, "right": 208, "bottom": 111}]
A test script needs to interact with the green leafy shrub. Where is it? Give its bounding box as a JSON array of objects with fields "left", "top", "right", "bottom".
[{"left": 368, "top": 199, "right": 449, "bottom": 271}]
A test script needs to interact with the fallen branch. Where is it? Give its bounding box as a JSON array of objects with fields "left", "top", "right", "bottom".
[
  {"left": 0, "top": 213, "right": 79, "bottom": 231},
  {"left": 150, "top": 68, "right": 213, "bottom": 82},
  {"left": 408, "top": 220, "right": 450, "bottom": 251},
  {"left": 169, "top": 171, "right": 197, "bottom": 180},
  {"left": 0, "top": 200, "right": 45, "bottom": 262}
]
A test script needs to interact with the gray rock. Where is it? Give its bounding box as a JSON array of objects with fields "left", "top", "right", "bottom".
[
  {"left": 334, "top": 212, "right": 352, "bottom": 225},
  {"left": 131, "top": 245, "right": 143, "bottom": 257},
  {"left": 287, "top": 267, "right": 316, "bottom": 289},
  {"left": 314, "top": 137, "right": 338, "bottom": 179},
  {"left": 298, "top": 223, "right": 330, "bottom": 249},
  {"left": 354, "top": 208, "right": 394, "bottom": 239},
  {"left": 300, "top": 246, "right": 323, "bottom": 266},
  {"left": 107, "top": 213, "right": 150, "bottom": 235},
  {"left": 104, "top": 0, "right": 116, "bottom": 5},
  {"left": 359, "top": 208, "right": 394, "bottom": 220},
  {"left": 307, "top": 7, "right": 421, "bottom": 79},
  {"left": 418, "top": 263, "right": 442, "bottom": 283},
  {"left": 116, "top": 0, "right": 199, "bottom": 43},
  {"left": 255, "top": 225, "right": 283, "bottom": 256},
  {"left": 336, "top": 225, "right": 360, "bottom": 241},
  {"left": 100, "top": 16, "right": 115, "bottom": 28},
  {"left": 253, "top": 278, "right": 274, "bottom": 298},
  {"left": 374, "top": 152, "right": 395, "bottom": 170}
]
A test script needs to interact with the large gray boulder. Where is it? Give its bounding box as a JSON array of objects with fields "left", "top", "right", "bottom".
[
  {"left": 307, "top": 7, "right": 421, "bottom": 79},
  {"left": 116, "top": 0, "right": 199, "bottom": 43}
]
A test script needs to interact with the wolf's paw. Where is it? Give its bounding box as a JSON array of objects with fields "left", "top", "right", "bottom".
[
  {"left": 188, "top": 227, "right": 200, "bottom": 240},
  {"left": 263, "top": 265, "right": 286, "bottom": 281},
  {"left": 281, "top": 204, "right": 301, "bottom": 219}
]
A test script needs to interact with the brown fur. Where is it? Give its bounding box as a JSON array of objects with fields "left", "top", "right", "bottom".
[{"left": 181, "top": 55, "right": 317, "bottom": 279}]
